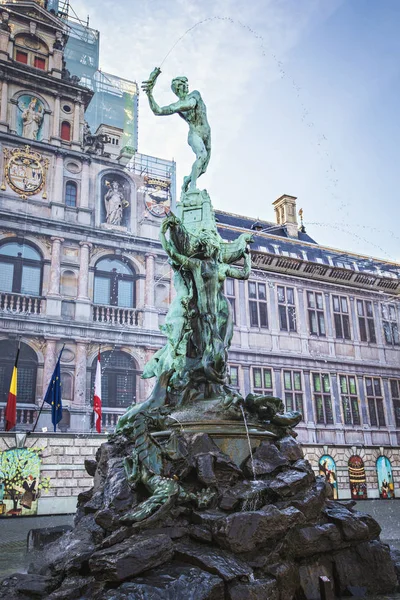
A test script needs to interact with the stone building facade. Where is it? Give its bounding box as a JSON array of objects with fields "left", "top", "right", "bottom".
[{"left": 0, "top": 0, "right": 399, "bottom": 510}]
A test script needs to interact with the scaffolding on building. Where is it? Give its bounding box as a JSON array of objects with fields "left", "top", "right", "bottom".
[{"left": 57, "top": 0, "right": 138, "bottom": 151}]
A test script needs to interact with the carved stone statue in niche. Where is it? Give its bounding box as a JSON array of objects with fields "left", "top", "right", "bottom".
[
  {"left": 20, "top": 97, "right": 43, "bottom": 141},
  {"left": 104, "top": 180, "right": 129, "bottom": 226}
]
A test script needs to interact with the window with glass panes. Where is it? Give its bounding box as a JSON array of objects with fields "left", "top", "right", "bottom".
[
  {"left": 390, "top": 380, "right": 400, "bottom": 427},
  {"left": 229, "top": 365, "right": 240, "bottom": 391},
  {"left": 332, "top": 296, "right": 351, "bottom": 340},
  {"left": 283, "top": 371, "right": 303, "bottom": 416},
  {"left": 382, "top": 304, "right": 400, "bottom": 346},
  {"left": 91, "top": 351, "right": 138, "bottom": 409},
  {"left": 357, "top": 300, "right": 376, "bottom": 343},
  {"left": 248, "top": 281, "right": 268, "bottom": 328},
  {"left": 225, "top": 278, "right": 236, "bottom": 324},
  {"left": 339, "top": 375, "right": 360, "bottom": 425},
  {"left": 94, "top": 258, "right": 136, "bottom": 307},
  {"left": 307, "top": 291, "right": 326, "bottom": 336},
  {"left": 277, "top": 286, "right": 296, "bottom": 332},
  {"left": 0, "top": 341, "right": 37, "bottom": 404},
  {"left": 365, "top": 377, "right": 385, "bottom": 426},
  {"left": 312, "top": 373, "right": 334, "bottom": 424},
  {"left": 0, "top": 241, "right": 42, "bottom": 296},
  {"left": 252, "top": 367, "right": 273, "bottom": 394},
  {"left": 65, "top": 181, "right": 77, "bottom": 207}
]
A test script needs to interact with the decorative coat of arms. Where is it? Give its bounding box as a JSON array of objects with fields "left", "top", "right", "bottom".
[
  {"left": 141, "top": 175, "right": 171, "bottom": 217},
  {"left": 3, "top": 145, "right": 49, "bottom": 199}
]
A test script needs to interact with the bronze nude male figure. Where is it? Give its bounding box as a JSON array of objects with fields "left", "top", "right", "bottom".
[{"left": 142, "top": 68, "right": 211, "bottom": 193}]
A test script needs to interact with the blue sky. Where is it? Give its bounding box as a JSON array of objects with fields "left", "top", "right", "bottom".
[{"left": 73, "top": 0, "right": 400, "bottom": 263}]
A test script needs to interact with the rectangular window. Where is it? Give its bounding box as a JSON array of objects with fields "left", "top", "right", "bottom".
[
  {"left": 225, "top": 278, "right": 236, "bottom": 324},
  {"left": 94, "top": 276, "right": 110, "bottom": 305},
  {"left": 365, "top": 377, "right": 385, "bottom": 426},
  {"left": 0, "top": 262, "right": 14, "bottom": 292},
  {"left": 312, "top": 373, "right": 334, "bottom": 424},
  {"left": 382, "top": 304, "right": 400, "bottom": 346},
  {"left": 357, "top": 300, "right": 376, "bottom": 343},
  {"left": 339, "top": 375, "right": 360, "bottom": 425},
  {"left": 34, "top": 56, "right": 46, "bottom": 70},
  {"left": 307, "top": 291, "right": 326, "bottom": 336},
  {"left": 15, "top": 50, "right": 28, "bottom": 64},
  {"left": 229, "top": 365, "right": 239, "bottom": 391},
  {"left": 252, "top": 367, "right": 273, "bottom": 394},
  {"left": 283, "top": 370, "right": 303, "bottom": 417},
  {"left": 390, "top": 379, "right": 400, "bottom": 427},
  {"left": 117, "top": 280, "right": 133, "bottom": 308},
  {"left": 278, "top": 286, "right": 296, "bottom": 332},
  {"left": 21, "top": 265, "right": 40, "bottom": 296},
  {"left": 332, "top": 295, "right": 351, "bottom": 340},
  {"left": 248, "top": 281, "right": 268, "bottom": 328}
]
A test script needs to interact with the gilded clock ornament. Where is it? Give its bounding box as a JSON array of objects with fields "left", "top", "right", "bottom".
[
  {"left": 141, "top": 175, "right": 171, "bottom": 217},
  {"left": 3, "top": 145, "right": 49, "bottom": 199}
]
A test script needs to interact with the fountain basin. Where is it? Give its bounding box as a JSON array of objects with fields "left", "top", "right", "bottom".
[{"left": 153, "top": 419, "right": 276, "bottom": 467}]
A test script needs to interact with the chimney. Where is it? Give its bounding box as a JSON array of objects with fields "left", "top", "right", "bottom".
[{"left": 272, "top": 194, "right": 298, "bottom": 238}]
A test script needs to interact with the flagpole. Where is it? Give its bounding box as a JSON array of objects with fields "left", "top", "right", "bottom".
[
  {"left": 32, "top": 344, "right": 65, "bottom": 434},
  {"left": 4, "top": 338, "right": 21, "bottom": 432}
]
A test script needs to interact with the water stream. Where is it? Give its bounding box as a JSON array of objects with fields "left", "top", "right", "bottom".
[{"left": 240, "top": 405, "right": 256, "bottom": 481}]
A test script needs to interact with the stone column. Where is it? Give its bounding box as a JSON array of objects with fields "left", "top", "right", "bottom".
[
  {"left": 52, "top": 153, "right": 64, "bottom": 204},
  {"left": 74, "top": 341, "right": 88, "bottom": 407},
  {"left": 242, "top": 365, "right": 251, "bottom": 397},
  {"left": 52, "top": 95, "right": 60, "bottom": 138},
  {"left": 0, "top": 79, "right": 8, "bottom": 122},
  {"left": 77, "top": 242, "right": 92, "bottom": 300},
  {"left": 144, "top": 254, "right": 156, "bottom": 308},
  {"left": 48, "top": 236, "right": 64, "bottom": 295},
  {"left": 42, "top": 339, "right": 57, "bottom": 397},
  {"left": 73, "top": 102, "right": 81, "bottom": 142},
  {"left": 80, "top": 159, "right": 90, "bottom": 208},
  {"left": 143, "top": 349, "right": 155, "bottom": 399}
]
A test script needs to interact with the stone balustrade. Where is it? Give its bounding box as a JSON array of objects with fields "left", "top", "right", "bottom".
[
  {"left": 0, "top": 292, "right": 43, "bottom": 315},
  {"left": 0, "top": 405, "right": 36, "bottom": 429},
  {"left": 102, "top": 410, "right": 122, "bottom": 430},
  {"left": 92, "top": 304, "right": 143, "bottom": 327}
]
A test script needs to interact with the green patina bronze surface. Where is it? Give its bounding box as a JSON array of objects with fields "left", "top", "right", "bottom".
[{"left": 115, "top": 70, "right": 301, "bottom": 522}]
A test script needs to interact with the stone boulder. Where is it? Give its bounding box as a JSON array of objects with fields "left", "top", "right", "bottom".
[
  {"left": 333, "top": 540, "right": 398, "bottom": 596},
  {"left": 102, "top": 564, "right": 225, "bottom": 600},
  {"left": 89, "top": 533, "right": 173, "bottom": 582},
  {"left": 243, "top": 442, "right": 288, "bottom": 478},
  {"left": 214, "top": 505, "right": 305, "bottom": 553}
]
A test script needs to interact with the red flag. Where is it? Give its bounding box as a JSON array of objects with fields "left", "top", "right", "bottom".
[
  {"left": 5, "top": 345, "right": 20, "bottom": 431},
  {"left": 93, "top": 351, "right": 102, "bottom": 433}
]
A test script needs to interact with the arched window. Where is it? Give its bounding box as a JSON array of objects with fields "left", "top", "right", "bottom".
[
  {"left": 60, "top": 270, "right": 77, "bottom": 297},
  {"left": 91, "top": 351, "right": 138, "bottom": 409},
  {"left": 376, "top": 456, "right": 395, "bottom": 499},
  {"left": 319, "top": 455, "right": 338, "bottom": 499},
  {"left": 61, "top": 372, "right": 73, "bottom": 401},
  {"left": 65, "top": 181, "right": 77, "bottom": 207},
  {"left": 94, "top": 258, "right": 136, "bottom": 308},
  {"left": 0, "top": 340, "right": 38, "bottom": 405},
  {"left": 0, "top": 241, "right": 42, "bottom": 296},
  {"left": 155, "top": 284, "right": 169, "bottom": 309},
  {"left": 348, "top": 455, "right": 367, "bottom": 500},
  {"left": 60, "top": 121, "right": 71, "bottom": 141}
]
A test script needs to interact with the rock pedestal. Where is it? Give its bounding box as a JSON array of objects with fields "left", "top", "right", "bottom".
[{"left": 1, "top": 432, "right": 398, "bottom": 600}]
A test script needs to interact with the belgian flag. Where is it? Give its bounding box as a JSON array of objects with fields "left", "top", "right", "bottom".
[{"left": 5, "top": 343, "right": 20, "bottom": 431}]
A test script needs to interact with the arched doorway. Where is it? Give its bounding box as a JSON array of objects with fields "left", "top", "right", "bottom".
[
  {"left": 0, "top": 340, "right": 38, "bottom": 405},
  {"left": 348, "top": 456, "right": 367, "bottom": 500},
  {"left": 376, "top": 456, "right": 395, "bottom": 499},
  {"left": 319, "top": 455, "right": 338, "bottom": 499},
  {"left": 91, "top": 350, "right": 139, "bottom": 411}
]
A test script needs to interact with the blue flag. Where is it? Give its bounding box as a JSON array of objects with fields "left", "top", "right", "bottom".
[{"left": 43, "top": 348, "right": 63, "bottom": 432}]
